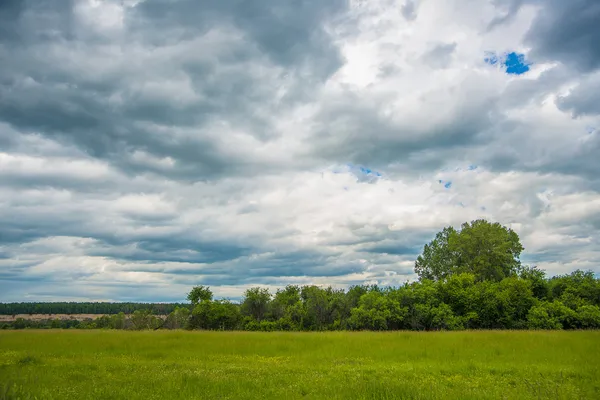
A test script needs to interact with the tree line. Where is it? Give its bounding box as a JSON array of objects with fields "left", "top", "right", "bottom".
[
  {"left": 0, "top": 302, "right": 190, "bottom": 316},
  {"left": 2, "top": 220, "right": 599, "bottom": 331}
]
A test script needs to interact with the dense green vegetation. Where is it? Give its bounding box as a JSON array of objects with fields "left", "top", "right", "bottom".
[
  {"left": 179, "top": 267, "right": 600, "bottom": 331},
  {"left": 0, "top": 302, "right": 189, "bottom": 315},
  {"left": 2, "top": 220, "right": 599, "bottom": 331},
  {"left": 1, "top": 330, "right": 598, "bottom": 399}
]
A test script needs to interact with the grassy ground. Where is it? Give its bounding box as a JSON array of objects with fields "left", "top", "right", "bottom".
[{"left": 0, "top": 330, "right": 598, "bottom": 399}]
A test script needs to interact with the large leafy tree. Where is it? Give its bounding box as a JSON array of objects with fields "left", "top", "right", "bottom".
[
  {"left": 271, "top": 285, "right": 302, "bottom": 320},
  {"left": 415, "top": 219, "right": 524, "bottom": 282},
  {"left": 241, "top": 287, "right": 272, "bottom": 322},
  {"left": 414, "top": 226, "right": 458, "bottom": 281},
  {"left": 187, "top": 286, "right": 213, "bottom": 305}
]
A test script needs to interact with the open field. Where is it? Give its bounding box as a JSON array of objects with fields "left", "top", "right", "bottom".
[{"left": 0, "top": 331, "right": 598, "bottom": 400}]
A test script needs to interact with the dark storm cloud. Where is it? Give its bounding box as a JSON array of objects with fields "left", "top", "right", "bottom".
[
  {"left": 0, "top": 0, "right": 349, "bottom": 181},
  {"left": 490, "top": 0, "right": 600, "bottom": 72},
  {"left": 556, "top": 74, "right": 600, "bottom": 117},
  {"left": 524, "top": 0, "right": 600, "bottom": 72},
  {"left": 310, "top": 82, "right": 498, "bottom": 171},
  {"left": 0, "top": 280, "right": 188, "bottom": 303},
  {"left": 323, "top": 225, "right": 434, "bottom": 259},
  {"left": 90, "top": 236, "right": 253, "bottom": 265},
  {"left": 161, "top": 247, "right": 364, "bottom": 286},
  {"left": 482, "top": 121, "right": 600, "bottom": 190},
  {"left": 0, "top": 0, "right": 22, "bottom": 41},
  {"left": 130, "top": 0, "right": 348, "bottom": 78}
]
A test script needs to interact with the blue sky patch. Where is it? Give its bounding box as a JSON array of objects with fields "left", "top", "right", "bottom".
[
  {"left": 439, "top": 180, "right": 452, "bottom": 189},
  {"left": 504, "top": 52, "right": 530, "bottom": 74},
  {"left": 484, "top": 52, "right": 499, "bottom": 65},
  {"left": 347, "top": 163, "right": 382, "bottom": 183},
  {"left": 485, "top": 51, "right": 531, "bottom": 75},
  {"left": 358, "top": 166, "right": 382, "bottom": 177}
]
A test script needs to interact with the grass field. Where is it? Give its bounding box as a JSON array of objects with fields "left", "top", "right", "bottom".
[{"left": 0, "top": 331, "right": 598, "bottom": 399}]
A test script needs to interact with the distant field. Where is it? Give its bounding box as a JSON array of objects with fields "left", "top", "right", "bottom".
[
  {"left": 0, "top": 314, "right": 167, "bottom": 322},
  {"left": 0, "top": 314, "right": 111, "bottom": 322},
  {"left": 0, "top": 331, "right": 598, "bottom": 400}
]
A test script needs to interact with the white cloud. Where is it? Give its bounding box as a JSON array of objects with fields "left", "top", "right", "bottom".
[{"left": 0, "top": 0, "right": 599, "bottom": 301}]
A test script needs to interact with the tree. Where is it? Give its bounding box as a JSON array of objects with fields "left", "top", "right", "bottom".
[
  {"left": 271, "top": 285, "right": 301, "bottom": 320},
  {"left": 415, "top": 226, "right": 458, "bottom": 281},
  {"left": 415, "top": 219, "right": 524, "bottom": 282},
  {"left": 348, "top": 291, "right": 407, "bottom": 331},
  {"left": 548, "top": 270, "right": 600, "bottom": 306},
  {"left": 301, "top": 286, "right": 333, "bottom": 330},
  {"left": 130, "top": 309, "right": 159, "bottom": 330},
  {"left": 164, "top": 306, "right": 191, "bottom": 329},
  {"left": 518, "top": 265, "right": 549, "bottom": 300},
  {"left": 241, "top": 287, "right": 272, "bottom": 322},
  {"left": 527, "top": 301, "right": 576, "bottom": 330},
  {"left": 577, "top": 305, "right": 600, "bottom": 328},
  {"left": 187, "top": 286, "right": 213, "bottom": 305},
  {"left": 188, "top": 300, "right": 241, "bottom": 330},
  {"left": 110, "top": 312, "right": 126, "bottom": 329}
]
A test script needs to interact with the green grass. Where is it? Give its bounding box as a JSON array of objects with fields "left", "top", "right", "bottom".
[{"left": 0, "top": 330, "right": 598, "bottom": 399}]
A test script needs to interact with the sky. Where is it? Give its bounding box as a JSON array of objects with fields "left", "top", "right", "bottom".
[{"left": 1, "top": 0, "right": 599, "bottom": 302}]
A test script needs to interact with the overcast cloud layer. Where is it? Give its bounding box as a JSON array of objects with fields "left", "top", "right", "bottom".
[{"left": 1, "top": 0, "right": 599, "bottom": 302}]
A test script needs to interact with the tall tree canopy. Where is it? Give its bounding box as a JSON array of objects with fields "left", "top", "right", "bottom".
[
  {"left": 187, "top": 286, "right": 213, "bottom": 305},
  {"left": 415, "top": 219, "right": 524, "bottom": 282}
]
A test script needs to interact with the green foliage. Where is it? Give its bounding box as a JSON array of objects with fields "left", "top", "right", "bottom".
[
  {"left": 3, "top": 269, "right": 599, "bottom": 332},
  {"left": 241, "top": 287, "right": 271, "bottom": 321},
  {"left": 184, "top": 267, "right": 597, "bottom": 332},
  {"left": 518, "top": 265, "right": 549, "bottom": 299},
  {"left": 415, "top": 226, "right": 458, "bottom": 281},
  {"left": 549, "top": 269, "right": 600, "bottom": 306},
  {"left": 186, "top": 286, "right": 213, "bottom": 305},
  {"left": 130, "top": 310, "right": 162, "bottom": 330},
  {"left": 577, "top": 305, "right": 600, "bottom": 328},
  {"left": 188, "top": 300, "right": 241, "bottom": 330},
  {"left": 110, "top": 312, "right": 126, "bottom": 329},
  {"left": 527, "top": 301, "right": 574, "bottom": 329},
  {"left": 348, "top": 291, "right": 407, "bottom": 331},
  {"left": 415, "top": 219, "right": 523, "bottom": 282},
  {"left": 300, "top": 285, "right": 333, "bottom": 330},
  {"left": 270, "top": 285, "right": 301, "bottom": 320},
  {"left": 163, "top": 307, "right": 190, "bottom": 329}
]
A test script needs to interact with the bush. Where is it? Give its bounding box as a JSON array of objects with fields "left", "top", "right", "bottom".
[
  {"left": 527, "top": 301, "right": 576, "bottom": 329},
  {"left": 577, "top": 305, "right": 600, "bottom": 328}
]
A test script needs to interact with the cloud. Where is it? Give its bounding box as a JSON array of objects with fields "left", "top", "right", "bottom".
[
  {"left": 401, "top": 1, "right": 418, "bottom": 21},
  {"left": 524, "top": 0, "right": 600, "bottom": 72},
  {"left": 556, "top": 71, "right": 600, "bottom": 117},
  {"left": 1, "top": 0, "right": 599, "bottom": 301},
  {"left": 422, "top": 42, "right": 457, "bottom": 69}
]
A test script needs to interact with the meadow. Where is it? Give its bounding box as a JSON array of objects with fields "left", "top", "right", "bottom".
[{"left": 1, "top": 330, "right": 599, "bottom": 399}]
